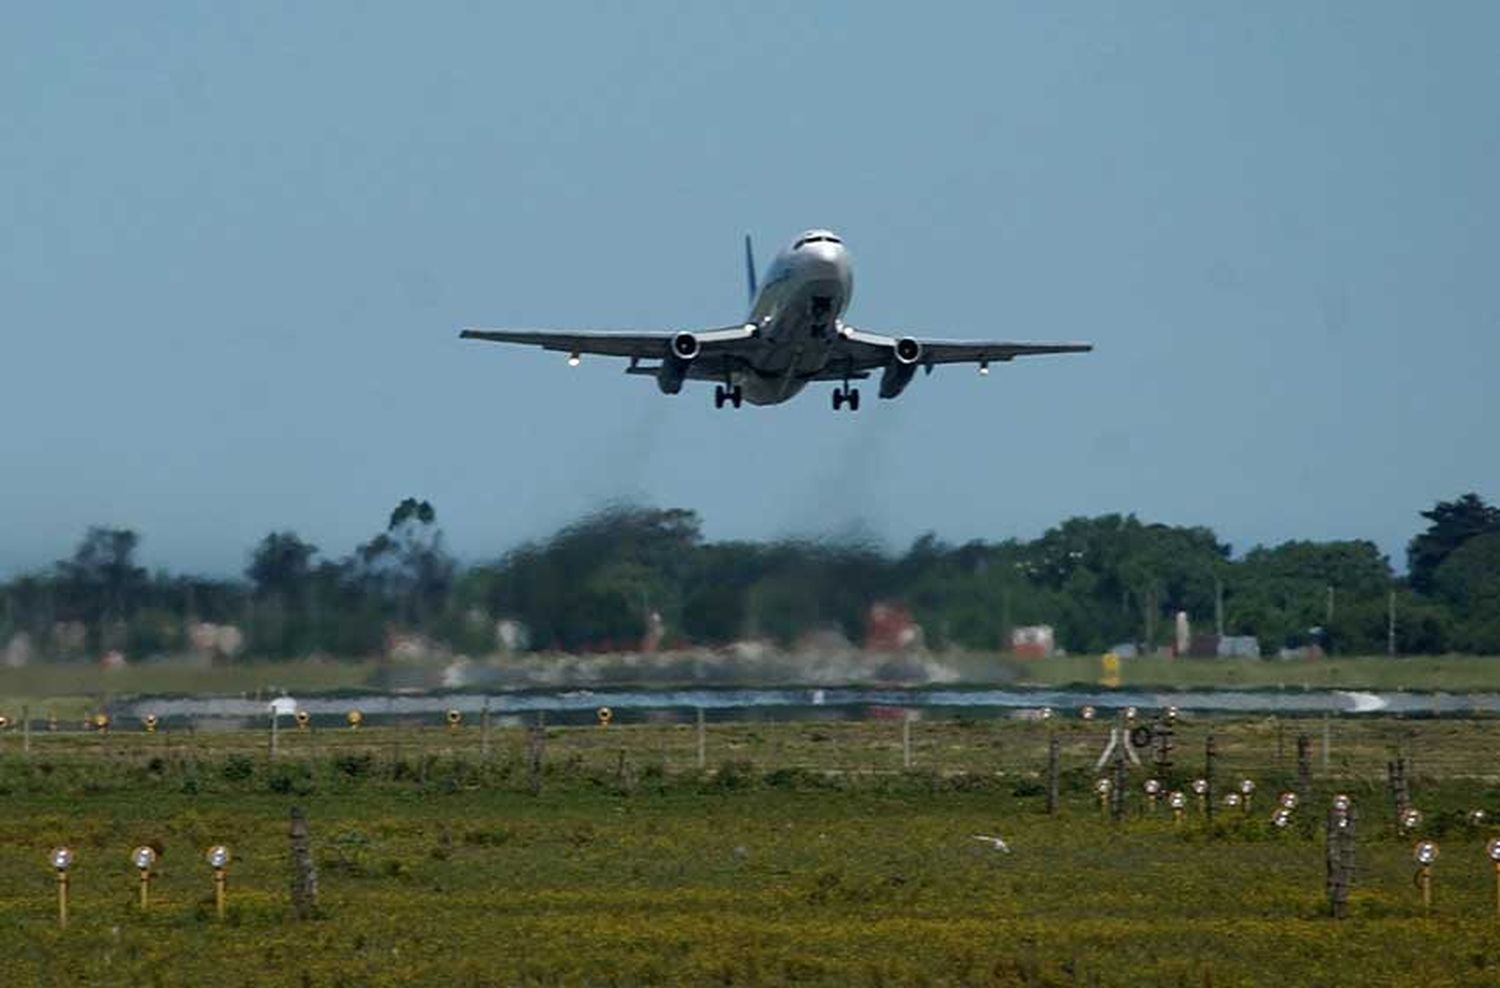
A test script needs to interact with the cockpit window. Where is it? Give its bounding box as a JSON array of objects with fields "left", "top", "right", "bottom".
[{"left": 794, "top": 234, "right": 843, "bottom": 249}]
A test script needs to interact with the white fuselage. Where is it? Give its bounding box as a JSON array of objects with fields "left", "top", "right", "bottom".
[{"left": 735, "top": 230, "right": 855, "bottom": 405}]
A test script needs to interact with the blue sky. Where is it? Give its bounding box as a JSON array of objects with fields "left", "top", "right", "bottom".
[{"left": 2, "top": 2, "right": 1496, "bottom": 576}]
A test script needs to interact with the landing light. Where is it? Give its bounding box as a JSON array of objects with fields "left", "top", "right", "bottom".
[
  {"left": 567, "top": 352, "right": 581, "bottom": 367},
  {"left": 978, "top": 361, "right": 990, "bottom": 376}
]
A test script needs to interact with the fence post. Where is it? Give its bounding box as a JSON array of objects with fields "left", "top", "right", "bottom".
[
  {"left": 527, "top": 714, "right": 546, "bottom": 796},
  {"left": 289, "top": 806, "right": 318, "bottom": 920},
  {"left": 1205, "top": 734, "right": 1217, "bottom": 822},
  {"left": 1110, "top": 744, "right": 1127, "bottom": 822},
  {"left": 1046, "top": 735, "right": 1060, "bottom": 816},
  {"left": 21, "top": 704, "right": 30, "bottom": 756},
  {"left": 902, "top": 713, "right": 913, "bottom": 770},
  {"left": 696, "top": 707, "right": 707, "bottom": 771},
  {"left": 1296, "top": 733, "right": 1312, "bottom": 805},
  {"left": 1325, "top": 804, "right": 1356, "bottom": 919},
  {"left": 480, "top": 699, "right": 492, "bottom": 759}
]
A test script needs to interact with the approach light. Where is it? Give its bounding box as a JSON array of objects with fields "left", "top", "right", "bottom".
[
  {"left": 1272, "top": 808, "right": 1292, "bottom": 828},
  {"left": 567, "top": 352, "right": 581, "bottom": 367},
  {"left": 1486, "top": 838, "right": 1500, "bottom": 863},
  {"left": 1279, "top": 791, "right": 1298, "bottom": 810},
  {"left": 1144, "top": 778, "right": 1162, "bottom": 796},
  {"left": 1401, "top": 808, "right": 1423, "bottom": 831},
  {"left": 445, "top": 709, "right": 462, "bottom": 729},
  {"left": 0, "top": 715, "right": 9, "bottom": 730},
  {"left": 1224, "top": 792, "right": 1241, "bottom": 808},
  {"left": 346, "top": 709, "right": 363, "bottom": 729},
  {"left": 1239, "top": 779, "right": 1255, "bottom": 796},
  {"left": 92, "top": 712, "right": 110, "bottom": 732},
  {"left": 206, "top": 845, "right": 230, "bottom": 920},
  {"left": 143, "top": 714, "right": 159, "bottom": 733},
  {"left": 1080, "top": 705, "right": 1096, "bottom": 721},
  {"left": 1470, "top": 809, "right": 1488, "bottom": 826},
  {"left": 1164, "top": 705, "right": 1179, "bottom": 723},
  {"left": 1040, "top": 707, "right": 1053, "bottom": 721},
  {"left": 1124, "top": 706, "right": 1138, "bottom": 722},
  {"left": 50, "top": 847, "right": 73, "bottom": 928},
  {"left": 1414, "top": 840, "right": 1439, "bottom": 866},
  {"left": 1094, "top": 778, "right": 1112, "bottom": 795},
  {"left": 132, "top": 846, "right": 157, "bottom": 909},
  {"left": 596, "top": 706, "right": 613, "bottom": 727},
  {"left": 294, "top": 709, "right": 310, "bottom": 730},
  {"left": 1191, "top": 778, "right": 1208, "bottom": 796},
  {"left": 1332, "top": 794, "right": 1352, "bottom": 813},
  {"left": 1169, "top": 791, "right": 1186, "bottom": 810}
]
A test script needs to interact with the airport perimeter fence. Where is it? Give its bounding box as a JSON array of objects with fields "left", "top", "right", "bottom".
[{"left": 2, "top": 708, "right": 1499, "bottom": 792}]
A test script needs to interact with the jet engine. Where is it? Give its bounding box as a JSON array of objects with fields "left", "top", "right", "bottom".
[
  {"left": 879, "top": 337, "right": 923, "bottom": 398},
  {"left": 657, "top": 332, "right": 700, "bottom": 394}
]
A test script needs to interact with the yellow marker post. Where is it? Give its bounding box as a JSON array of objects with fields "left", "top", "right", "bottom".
[
  {"left": 1488, "top": 839, "right": 1500, "bottom": 918},
  {"left": 1100, "top": 652, "right": 1121, "bottom": 689},
  {"left": 50, "top": 847, "right": 73, "bottom": 929},
  {"left": 1094, "top": 778, "right": 1111, "bottom": 817},
  {"left": 1169, "top": 790, "right": 1186, "bottom": 825},
  {"left": 132, "top": 846, "right": 156, "bottom": 910},
  {"left": 1414, "top": 841, "right": 1438, "bottom": 912},
  {"left": 206, "top": 845, "right": 231, "bottom": 921},
  {"left": 93, "top": 712, "right": 110, "bottom": 734},
  {"left": 346, "top": 710, "right": 363, "bottom": 730}
]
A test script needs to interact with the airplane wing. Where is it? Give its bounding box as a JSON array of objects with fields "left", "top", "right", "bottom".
[
  {"left": 459, "top": 325, "right": 758, "bottom": 360},
  {"left": 838, "top": 327, "right": 1093, "bottom": 370}
]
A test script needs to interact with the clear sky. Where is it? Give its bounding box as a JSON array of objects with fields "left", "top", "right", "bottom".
[{"left": 2, "top": 2, "right": 1496, "bottom": 577}]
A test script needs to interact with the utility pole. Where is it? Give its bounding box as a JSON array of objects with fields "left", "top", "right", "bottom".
[
  {"left": 1325, "top": 585, "right": 1335, "bottom": 626},
  {"left": 1387, "top": 589, "right": 1397, "bottom": 657},
  {"left": 1214, "top": 574, "right": 1225, "bottom": 638}
]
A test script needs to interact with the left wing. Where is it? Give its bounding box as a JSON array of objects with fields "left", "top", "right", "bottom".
[{"left": 459, "top": 324, "right": 758, "bottom": 360}]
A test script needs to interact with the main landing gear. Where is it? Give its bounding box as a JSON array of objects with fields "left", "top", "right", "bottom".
[
  {"left": 714, "top": 384, "right": 743, "bottom": 409},
  {"left": 831, "top": 386, "right": 860, "bottom": 412}
]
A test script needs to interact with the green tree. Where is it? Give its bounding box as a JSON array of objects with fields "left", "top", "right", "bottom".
[{"left": 1408, "top": 493, "right": 1500, "bottom": 593}]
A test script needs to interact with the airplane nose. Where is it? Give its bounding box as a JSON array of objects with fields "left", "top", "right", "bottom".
[{"left": 802, "top": 240, "right": 850, "bottom": 279}]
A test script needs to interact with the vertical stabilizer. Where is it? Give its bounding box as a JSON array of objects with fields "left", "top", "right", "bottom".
[{"left": 744, "top": 234, "right": 758, "bottom": 308}]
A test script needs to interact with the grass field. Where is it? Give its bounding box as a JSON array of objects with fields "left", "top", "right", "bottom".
[{"left": 4, "top": 717, "right": 1500, "bottom": 985}]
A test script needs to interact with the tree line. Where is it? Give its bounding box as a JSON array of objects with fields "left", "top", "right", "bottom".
[{"left": 2, "top": 494, "right": 1497, "bottom": 662}]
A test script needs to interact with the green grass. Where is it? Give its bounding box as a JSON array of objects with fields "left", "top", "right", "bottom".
[{"left": 4, "top": 719, "right": 1500, "bottom": 985}]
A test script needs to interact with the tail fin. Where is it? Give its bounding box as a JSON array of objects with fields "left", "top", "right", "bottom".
[{"left": 744, "top": 234, "right": 758, "bottom": 307}]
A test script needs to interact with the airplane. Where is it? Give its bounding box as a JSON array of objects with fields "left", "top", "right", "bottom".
[{"left": 460, "top": 230, "right": 1091, "bottom": 411}]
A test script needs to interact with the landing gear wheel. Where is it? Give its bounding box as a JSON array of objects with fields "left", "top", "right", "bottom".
[
  {"left": 847, "top": 388, "right": 860, "bottom": 411},
  {"left": 832, "top": 390, "right": 844, "bottom": 411},
  {"left": 714, "top": 385, "right": 726, "bottom": 409},
  {"left": 730, "top": 386, "right": 743, "bottom": 409}
]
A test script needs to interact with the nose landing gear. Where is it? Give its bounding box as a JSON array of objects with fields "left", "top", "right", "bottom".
[{"left": 714, "top": 384, "right": 743, "bottom": 409}]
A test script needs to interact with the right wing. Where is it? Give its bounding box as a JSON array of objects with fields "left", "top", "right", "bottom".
[{"left": 459, "top": 325, "right": 757, "bottom": 360}]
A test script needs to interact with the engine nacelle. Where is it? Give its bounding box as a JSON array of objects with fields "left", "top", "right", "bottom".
[
  {"left": 657, "top": 332, "right": 700, "bottom": 394},
  {"left": 878, "top": 337, "right": 923, "bottom": 398}
]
